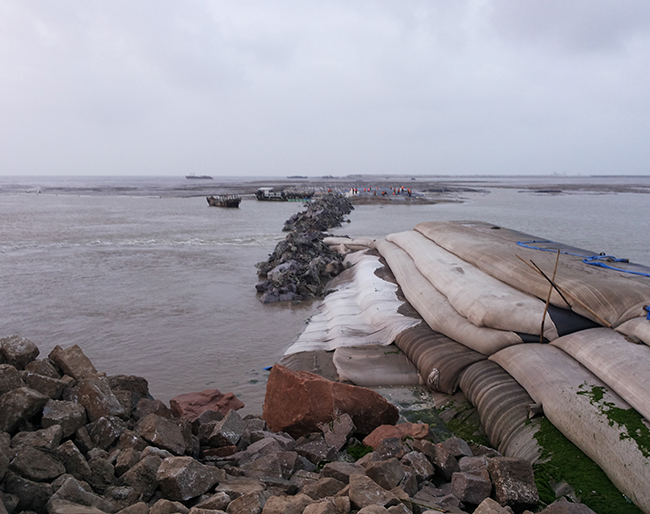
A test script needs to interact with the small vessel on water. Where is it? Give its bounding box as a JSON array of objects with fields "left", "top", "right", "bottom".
[
  {"left": 206, "top": 195, "right": 241, "bottom": 208},
  {"left": 256, "top": 187, "right": 314, "bottom": 202},
  {"left": 186, "top": 174, "right": 213, "bottom": 179}
]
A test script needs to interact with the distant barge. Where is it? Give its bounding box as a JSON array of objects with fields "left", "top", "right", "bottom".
[
  {"left": 207, "top": 195, "right": 241, "bottom": 208},
  {"left": 256, "top": 187, "right": 313, "bottom": 202}
]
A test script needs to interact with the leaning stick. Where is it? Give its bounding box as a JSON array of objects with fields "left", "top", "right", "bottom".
[
  {"left": 516, "top": 254, "right": 612, "bottom": 328},
  {"left": 540, "top": 249, "right": 560, "bottom": 344}
]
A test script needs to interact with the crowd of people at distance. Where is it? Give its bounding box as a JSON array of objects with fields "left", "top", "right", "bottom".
[{"left": 347, "top": 186, "right": 413, "bottom": 197}]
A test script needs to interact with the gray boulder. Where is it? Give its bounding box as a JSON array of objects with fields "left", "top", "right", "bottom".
[
  {"left": 78, "top": 378, "right": 126, "bottom": 422},
  {"left": 25, "top": 358, "right": 61, "bottom": 378},
  {"left": 48, "top": 345, "right": 98, "bottom": 380},
  {"left": 0, "top": 387, "right": 49, "bottom": 433},
  {"left": 89, "top": 416, "right": 128, "bottom": 450},
  {"left": 9, "top": 446, "right": 66, "bottom": 482},
  {"left": 488, "top": 457, "right": 539, "bottom": 510},
  {"left": 119, "top": 455, "right": 162, "bottom": 502},
  {"left": 4, "top": 471, "right": 53, "bottom": 512},
  {"left": 203, "top": 409, "right": 246, "bottom": 448},
  {"left": 22, "top": 371, "right": 67, "bottom": 399},
  {"left": 136, "top": 414, "right": 186, "bottom": 456},
  {"left": 0, "top": 364, "right": 25, "bottom": 395},
  {"left": 156, "top": 456, "right": 225, "bottom": 501},
  {"left": 0, "top": 336, "right": 39, "bottom": 370},
  {"left": 348, "top": 474, "right": 400, "bottom": 510},
  {"left": 320, "top": 461, "right": 366, "bottom": 484},
  {"left": 49, "top": 476, "right": 118, "bottom": 513},
  {"left": 319, "top": 413, "right": 356, "bottom": 451},
  {"left": 451, "top": 471, "right": 492, "bottom": 505},
  {"left": 364, "top": 458, "right": 405, "bottom": 490},
  {"left": 42, "top": 399, "right": 88, "bottom": 438},
  {"left": 56, "top": 440, "right": 93, "bottom": 481}
]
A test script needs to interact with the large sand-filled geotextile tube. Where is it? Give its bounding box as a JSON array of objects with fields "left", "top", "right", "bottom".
[
  {"left": 386, "top": 230, "right": 559, "bottom": 340},
  {"left": 491, "top": 343, "right": 650, "bottom": 513},
  {"left": 551, "top": 327, "right": 650, "bottom": 421},
  {"left": 332, "top": 345, "right": 422, "bottom": 387},
  {"left": 285, "top": 252, "right": 420, "bottom": 355},
  {"left": 617, "top": 316, "right": 650, "bottom": 348},
  {"left": 394, "top": 324, "right": 486, "bottom": 394},
  {"left": 414, "top": 221, "right": 650, "bottom": 329},
  {"left": 375, "top": 238, "right": 524, "bottom": 355},
  {"left": 458, "top": 360, "right": 541, "bottom": 463}
]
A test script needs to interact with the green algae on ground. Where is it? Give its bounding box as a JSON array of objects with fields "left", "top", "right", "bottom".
[
  {"left": 577, "top": 383, "right": 650, "bottom": 458},
  {"left": 533, "top": 417, "right": 642, "bottom": 514}
]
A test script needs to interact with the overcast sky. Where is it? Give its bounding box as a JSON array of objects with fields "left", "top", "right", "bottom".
[{"left": 1, "top": 1, "right": 649, "bottom": 177}]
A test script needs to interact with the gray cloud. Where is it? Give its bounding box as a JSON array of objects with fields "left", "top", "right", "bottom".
[{"left": 1, "top": 0, "right": 649, "bottom": 176}]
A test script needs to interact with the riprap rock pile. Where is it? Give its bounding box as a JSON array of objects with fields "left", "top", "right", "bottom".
[{"left": 255, "top": 195, "right": 354, "bottom": 303}]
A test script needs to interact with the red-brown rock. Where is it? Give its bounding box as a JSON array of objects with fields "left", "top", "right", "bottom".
[
  {"left": 262, "top": 365, "right": 398, "bottom": 438},
  {"left": 362, "top": 422, "right": 429, "bottom": 449},
  {"left": 169, "top": 389, "right": 244, "bottom": 421}
]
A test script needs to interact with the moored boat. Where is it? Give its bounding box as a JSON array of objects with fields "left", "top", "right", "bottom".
[{"left": 207, "top": 195, "right": 241, "bottom": 208}]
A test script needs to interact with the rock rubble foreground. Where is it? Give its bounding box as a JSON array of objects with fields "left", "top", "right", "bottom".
[{"left": 1, "top": 336, "right": 596, "bottom": 514}]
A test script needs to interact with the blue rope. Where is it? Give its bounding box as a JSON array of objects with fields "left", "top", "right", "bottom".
[
  {"left": 645, "top": 306, "right": 650, "bottom": 321},
  {"left": 517, "top": 240, "right": 650, "bottom": 278}
]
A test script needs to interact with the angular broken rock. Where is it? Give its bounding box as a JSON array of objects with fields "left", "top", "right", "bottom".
[
  {"left": 119, "top": 455, "right": 162, "bottom": 502},
  {"left": 11, "top": 424, "right": 63, "bottom": 451},
  {"left": 48, "top": 345, "right": 98, "bottom": 381},
  {"left": 107, "top": 375, "right": 150, "bottom": 410},
  {"left": 400, "top": 451, "right": 434, "bottom": 482},
  {"left": 319, "top": 413, "right": 356, "bottom": 451},
  {"left": 88, "top": 415, "right": 128, "bottom": 450},
  {"left": 22, "top": 372, "right": 67, "bottom": 400},
  {"left": 156, "top": 456, "right": 225, "bottom": 501},
  {"left": 320, "top": 461, "right": 366, "bottom": 484},
  {"left": 300, "top": 476, "right": 346, "bottom": 500},
  {"left": 77, "top": 377, "right": 126, "bottom": 422},
  {"left": 136, "top": 413, "right": 186, "bottom": 456},
  {"left": 56, "top": 440, "right": 93, "bottom": 481},
  {"left": 263, "top": 365, "right": 399, "bottom": 438},
  {"left": 48, "top": 499, "right": 111, "bottom": 514},
  {"left": 240, "top": 450, "right": 299, "bottom": 480},
  {"left": 488, "top": 457, "right": 539, "bottom": 510},
  {"left": 4, "top": 472, "right": 54, "bottom": 513},
  {"left": 48, "top": 476, "right": 117, "bottom": 513},
  {"left": 0, "top": 387, "right": 49, "bottom": 433},
  {"left": 204, "top": 409, "right": 246, "bottom": 447},
  {"left": 0, "top": 364, "right": 25, "bottom": 395},
  {"left": 295, "top": 434, "right": 338, "bottom": 464},
  {"left": 348, "top": 473, "right": 400, "bottom": 510},
  {"left": 9, "top": 446, "right": 66, "bottom": 482},
  {"left": 364, "top": 458, "right": 405, "bottom": 491},
  {"left": 226, "top": 490, "right": 270, "bottom": 514},
  {"left": 0, "top": 335, "right": 39, "bottom": 370},
  {"left": 25, "top": 358, "right": 61, "bottom": 378},
  {"left": 169, "top": 388, "right": 245, "bottom": 421},
  {"left": 451, "top": 471, "right": 492, "bottom": 505}
]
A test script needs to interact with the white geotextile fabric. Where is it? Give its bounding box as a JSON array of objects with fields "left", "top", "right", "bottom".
[
  {"left": 414, "top": 221, "right": 650, "bottom": 328},
  {"left": 375, "top": 238, "right": 523, "bottom": 355},
  {"left": 616, "top": 317, "right": 650, "bottom": 347},
  {"left": 387, "top": 230, "right": 559, "bottom": 339},
  {"left": 490, "top": 344, "right": 650, "bottom": 513},
  {"left": 284, "top": 253, "right": 421, "bottom": 355},
  {"left": 551, "top": 327, "right": 650, "bottom": 422},
  {"left": 332, "top": 346, "right": 422, "bottom": 387},
  {"left": 324, "top": 236, "right": 377, "bottom": 252}
]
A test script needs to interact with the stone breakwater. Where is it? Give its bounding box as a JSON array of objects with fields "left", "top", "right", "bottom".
[
  {"left": 0, "top": 335, "right": 598, "bottom": 514},
  {"left": 255, "top": 195, "right": 354, "bottom": 304}
]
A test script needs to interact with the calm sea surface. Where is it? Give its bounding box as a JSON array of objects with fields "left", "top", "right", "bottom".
[{"left": 1, "top": 175, "right": 648, "bottom": 413}]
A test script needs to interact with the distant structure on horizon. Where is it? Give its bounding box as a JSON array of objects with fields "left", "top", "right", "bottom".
[{"left": 186, "top": 174, "right": 213, "bottom": 180}]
